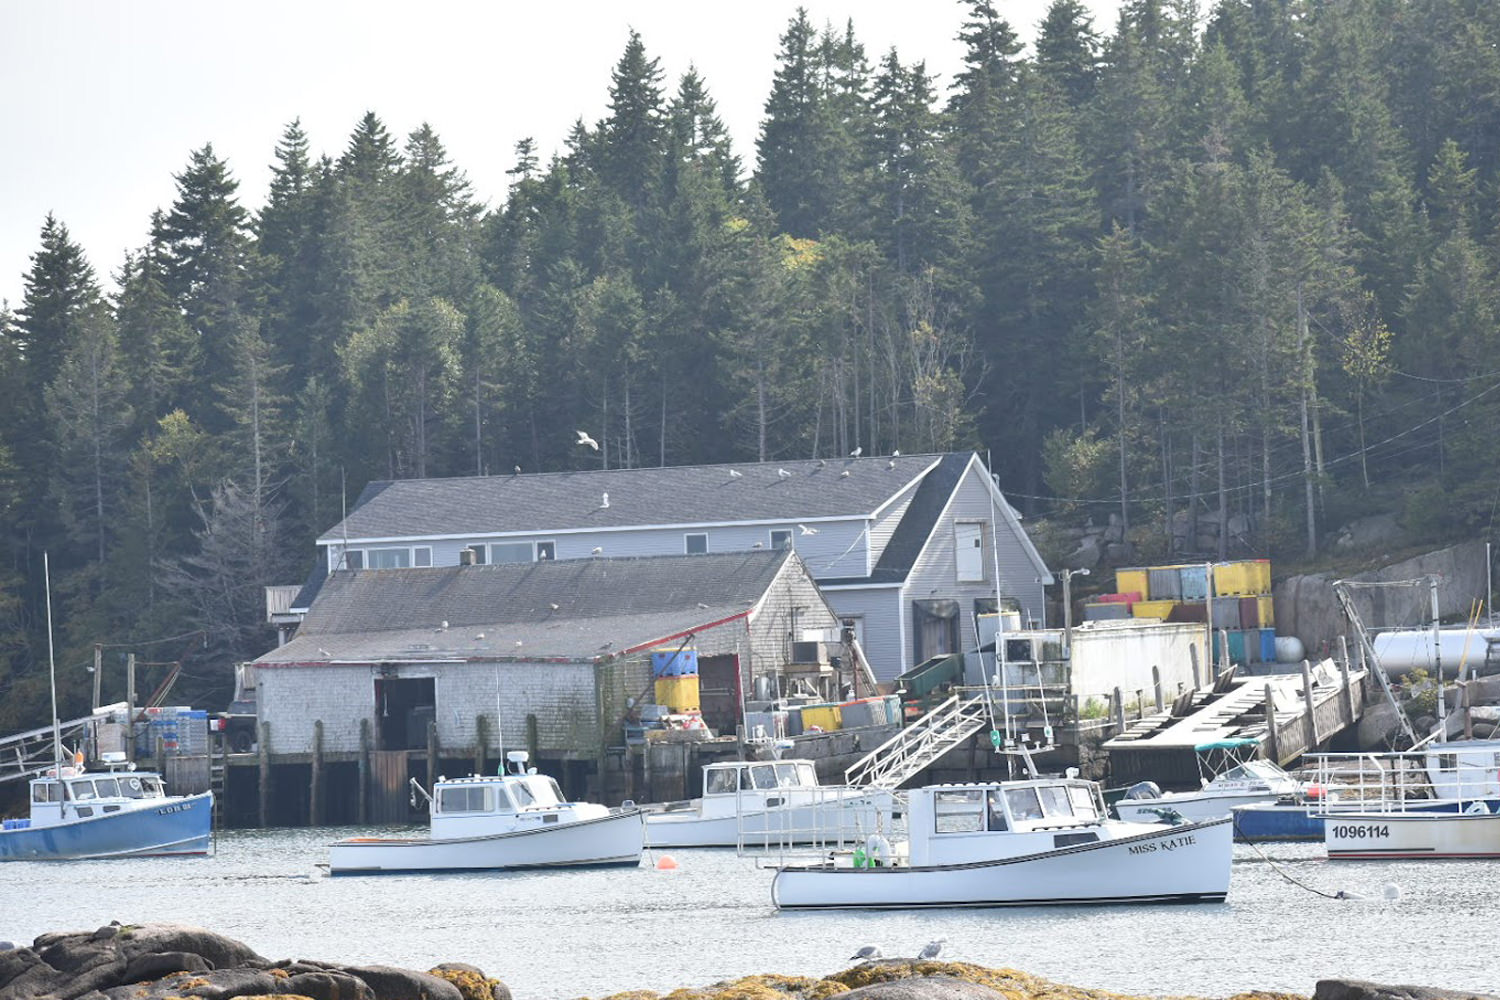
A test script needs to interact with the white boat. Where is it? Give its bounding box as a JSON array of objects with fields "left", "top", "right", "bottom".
[
  {"left": 770, "top": 775, "right": 1233, "bottom": 909},
  {"left": 328, "top": 752, "right": 645, "bottom": 875},
  {"left": 0, "top": 755, "right": 213, "bottom": 861},
  {"left": 1319, "top": 747, "right": 1500, "bottom": 860},
  {"left": 1115, "top": 738, "right": 1305, "bottom": 824},
  {"left": 643, "top": 758, "right": 896, "bottom": 849}
]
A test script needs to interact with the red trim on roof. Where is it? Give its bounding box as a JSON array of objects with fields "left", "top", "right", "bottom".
[{"left": 618, "top": 610, "right": 751, "bottom": 657}]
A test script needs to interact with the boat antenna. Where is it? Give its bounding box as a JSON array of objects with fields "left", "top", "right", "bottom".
[
  {"left": 493, "top": 663, "right": 505, "bottom": 770},
  {"left": 983, "top": 453, "right": 1012, "bottom": 752},
  {"left": 45, "top": 552, "right": 63, "bottom": 778}
]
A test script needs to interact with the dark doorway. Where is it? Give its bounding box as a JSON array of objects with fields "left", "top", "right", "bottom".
[
  {"left": 375, "top": 677, "right": 436, "bottom": 750},
  {"left": 697, "top": 654, "right": 741, "bottom": 737}
]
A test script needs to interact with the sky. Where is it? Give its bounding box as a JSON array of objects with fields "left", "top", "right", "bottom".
[{"left": 0, "top": 0, "right": 1122, "bottom": 309}]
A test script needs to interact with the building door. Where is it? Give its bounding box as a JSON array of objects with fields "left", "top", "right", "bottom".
[
  {"left": 698, "top": 654, "right": 740, "bottom": 737},
  {"left": 374, "top": 677, "right": 436, "bottom": 751}
]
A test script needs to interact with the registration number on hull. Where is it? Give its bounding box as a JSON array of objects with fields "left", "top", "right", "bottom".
[{"left": 1330, "top": 824, "right": 1390, "bottom": 839}]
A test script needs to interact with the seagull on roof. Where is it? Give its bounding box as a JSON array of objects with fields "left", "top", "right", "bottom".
[
  {"left": 850, "top": 446, "right": 862, "bottom": 457},
  {"left": 799, "top": 524, "right": 818, "bottom": 535},
  {"left": 549, "top": 602, "right": 560, "bottom": 611},
  {"left": 728, "top": 468, "right": 742, "bottom": 478},
  {"left": 600, "top": 492, "right": 610, "bottom": 508},
  {"left": 840, "top": 470, "right": 850, "bottom": 478},
  {"left": 887, "top": 459, "right": 896, "bottom": 470},
  {"left": 892, "top": 449, "right": 900, "bottom": 457},
  {"left": 848, "top": 945, "right": 882, "bottom": 963},
  {"left": 591, "top": 546, "right": 603, "bottom": 556},
  {"left": 576, "top": 430, "right": 599, "bottom": 450},
  {"left": 778, "top": 468, "right": 791, "bottom": 478},
  {"left": 513, "top": 465, "right": 521, "bottom": 474}
]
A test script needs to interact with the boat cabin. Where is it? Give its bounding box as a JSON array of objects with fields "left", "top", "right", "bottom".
[
  {"left": 703, "top": 760, "right": 820, "bottom": 796},
  {"left": 428, "top": 771, "right": 609, "bottom": 840},
  {"left": 907, "top": 778, "right": 1109, "bottom": 866},
  {"left": 19, "top": 769, "right": 167, "bottom": 830}
]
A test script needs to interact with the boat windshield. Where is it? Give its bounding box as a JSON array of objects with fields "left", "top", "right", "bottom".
[
  {"left": 510, "top": 775, "right": 565, "bottom": 808},
  {"left": 774, "top": 763, "right": 809, "bottom": 787},
  {"left": 92, "top": 777, "right": 120, "bottom": 798},
  {"left": 1004, "top": 787, "right": 1044, "bottom": 821},
  {"left": 747, "top": 764, "right": 778, "bottom": 790},
  {"left": 31, "top": 781, "right": 62, "bottom": 804},
  {"left": 705, "top": 767, "right": 740, "bottom": 795},
  {"left": 118, "top": 775, "right": 154, "bottom": 799}
]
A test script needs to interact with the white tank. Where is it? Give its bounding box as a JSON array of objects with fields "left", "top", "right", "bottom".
[
  {"left": 1370, "top": 627, "right": 1500, "bottom": 676},
  {"left": 1273, "top": 635, "right": 1305, "bottom": 664}
]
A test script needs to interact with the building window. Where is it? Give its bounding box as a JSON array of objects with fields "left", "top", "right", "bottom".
[
  {"left": 536, "top": 541, "right": 556, "bottom": 560},
  {"left": 955, "top": 522, "right": 985, "bottom": 581},
  {"left": 340, "top": 549, "right": 365, "bottom": 570},
  {"left": 367, "top": 547, "right": 411, "bottom": 569},
  {"left": 770, "top": 528, "right": 793, "bottom": 550},
  {"left": 491, "top": 541, "right": 533, "bottom": 564},
  {"left": 414, "top": 547, "right": 432, "bottom": 567},
  {"left": 685, "top": 533, "right": 708, "bottom": 555}
]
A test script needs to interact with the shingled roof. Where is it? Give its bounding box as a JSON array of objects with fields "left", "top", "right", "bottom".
[
  {"left": 257, "top": 549, "right": 797, "bottom": 665},
  {"left": 318, "top": 452, "right": 954, "bottom": 542}
]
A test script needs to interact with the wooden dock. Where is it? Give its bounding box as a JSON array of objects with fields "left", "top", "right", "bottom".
[{"left": 1104, "top": 657, "right": 1370, "bottom": 787}]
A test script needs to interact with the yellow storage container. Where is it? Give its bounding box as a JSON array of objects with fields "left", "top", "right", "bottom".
[
  {"left": 654, "top": 675, "right": 701, "bottom": 713},
  {"left": 1213, "top": 560, "right": 1271, "bottom": 597},
  {"left": 1257, "top": 594, "right": 1275, "bottom": 628},
  {"left": 1115, "top": 568, "right": 1150, "bottom": 601},
  {"left": 1132, "top": 599, "right": 1178, "bottom": 620},
  {"left": 800, "top": 703, "right": 842, "bottom": 732}
]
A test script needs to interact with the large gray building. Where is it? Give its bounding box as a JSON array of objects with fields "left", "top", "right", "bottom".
[{"left": 300, "top": 452, "right": 1052, "bottom": 682}]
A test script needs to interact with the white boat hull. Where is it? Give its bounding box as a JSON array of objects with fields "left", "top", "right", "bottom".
[
  {"left": 328, "top": 807, "right": 645, "bottom": 875},
  {"left": 771, "top": 817, "right": 1232, "bottom": 909},
  {"left": 1117, "top": 791, "right": 1275, "bottom": 823},
  {"left": 1324, "top": 809, "right": 1500, "bottom": 860}
]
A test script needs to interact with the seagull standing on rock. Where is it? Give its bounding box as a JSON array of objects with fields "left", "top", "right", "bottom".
[
  {"left": 918, "top": 938, "right": 947, "bottom": 961},
  {"left": 848, "top": 945, "right": 883, "bottom": 963}
]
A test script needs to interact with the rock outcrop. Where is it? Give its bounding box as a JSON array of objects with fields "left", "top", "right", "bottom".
[{"left": 0, "top": 924, "right": 508, "bottom": 1000}]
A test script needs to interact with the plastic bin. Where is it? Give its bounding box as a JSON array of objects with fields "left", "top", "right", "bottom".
[
  {"left": 1259, "top": 628, "right": 1277, "bottom": 663},
  {"left": 651, "top": 648, "right": 699, "bottom": 677},
  {"left": 800, "top": 703, "right": 842, "bottom": 732},
  {"left": 1148, "top": 568, "right": 1182, "bottom": 599},
  {"left": 1083, "top": 602, "right": 1130, "bottom": 621},
  {"left": 1179, "top": 565, "right": 1210, "bottom": 601},
  {"left": 1132, "top": 599, "right": 1177, "bottom": 620},
  {"left": 1257, "top": 595, "right": 1275, "bottom": 628},
  {"left": 654, "top": 675, "right": 701, "bottom": 712},
  {"left": 1115, "top": 568, "right": 1150, "bottom": 600}
]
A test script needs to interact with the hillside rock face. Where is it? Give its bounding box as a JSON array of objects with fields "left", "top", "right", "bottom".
[{"left": 1273, "top": 540, "right": 1489, "bottom": 658}]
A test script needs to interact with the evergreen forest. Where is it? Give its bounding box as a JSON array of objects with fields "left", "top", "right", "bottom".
[{"left": 3, "top": 0, "right": 1500, "bottom": 726}]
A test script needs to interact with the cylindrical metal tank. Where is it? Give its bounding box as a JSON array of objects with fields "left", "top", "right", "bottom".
[{"left": 1370, "top": 628, "right": 1500, "bottom": 676}]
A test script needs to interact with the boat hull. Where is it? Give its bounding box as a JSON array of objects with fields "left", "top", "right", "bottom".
[
  {"left": 1235, "top": 797, "right": 1500, "bottom": 842},
  {"left": 771, "top": 817, "right": 1232, "bottom": 910},
  {"left": 1117, "top": 791, "right": 1275, "bottom": 824},
  {"left": 0, "top": 792, "right": 213, "bottom": 861},
  {"left": 1324, "top": 808, "right": 1500, "bottom": 860},
  {"left": 328, "top": 807, "right": 645, "bottom": 875}
]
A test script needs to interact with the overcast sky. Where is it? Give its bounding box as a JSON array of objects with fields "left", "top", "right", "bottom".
[{"left": 1, "top": 0, "right": 1121, "bottom": 308}]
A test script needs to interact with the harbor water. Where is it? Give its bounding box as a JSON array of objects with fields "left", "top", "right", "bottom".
[{"left": 2, "top": 827, "right": 1496, "bottom": 998}]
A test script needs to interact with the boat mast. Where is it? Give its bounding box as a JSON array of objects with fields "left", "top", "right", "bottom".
[{"left": 45, "top": 552, "right": 63, "bottom": 778}]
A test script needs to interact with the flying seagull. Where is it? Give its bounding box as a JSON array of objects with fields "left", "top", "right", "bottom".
[
  {"left": 728, "top": 469, "right": 743, "bottom": 478},
  {"left": 576, "top": 430, "right": 599, "bottom": 450},
  {"left": 918, "top": 938, "right": 947, "bottom": 961},
  {"left": 799, "top": 524, "right": 818, "bottom": 535},
  {"left": 850, "top": 446, "right": 862, "bottom": 457},
  {"left": 848, "top": 945, "right": 882, "bottom": 963}
]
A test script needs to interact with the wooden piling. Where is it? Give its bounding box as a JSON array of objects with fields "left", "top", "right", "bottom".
[
  {"left": 1113, "top": 686, "right": 1125, "bottom": 731},
  {"left": 1152, "top": 666, "right": 1164, "bottom": 713},
  {"left": 1301, "top": 659, "right": 1319, "bottom": 749},
  {"left": 1190, "top": 645, "right": 1201, "bottom": 690},
  {"left": 1264, "top": 685, "right": 1279, "bottom": 763},
  {"left": 475, "top": 714, "right": 488, "bottom": 776},
  {"left": 257, "top": 722, "right": 271, "bottom": 829},
  {"left": 358, "top": 719, "right": 370, "bottom": 825},
  {"left": 426, "top": 720, "right": 439, "bottom": 791},
  {"left": 1339, "top": 654, "right": 1356, "bottom": 721},
  {"left": 310, "top": 720, "right": 323, "bottom": 827}
]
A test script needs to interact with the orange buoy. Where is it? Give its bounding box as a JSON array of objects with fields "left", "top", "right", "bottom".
[{"left": 655, "top": 854, "right": 679, "bottom": 870}]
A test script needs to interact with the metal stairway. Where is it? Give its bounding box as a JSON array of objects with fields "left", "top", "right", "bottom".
[{"left": 844, "top": 693, "right": 992, "bottom": 789}]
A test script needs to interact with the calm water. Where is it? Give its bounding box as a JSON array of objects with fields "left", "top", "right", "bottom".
[{"left": 2, "top": 828, "right": 1496, "bottom": 999}]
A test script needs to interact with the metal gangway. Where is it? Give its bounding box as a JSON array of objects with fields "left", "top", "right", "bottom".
[{"left": 843, "top": 693, "right": 992, "bottom": 789}]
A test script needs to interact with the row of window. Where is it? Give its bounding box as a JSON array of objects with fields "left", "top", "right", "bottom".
[{"left": 337, "top": 528, "right": 803, "bottom": 570}]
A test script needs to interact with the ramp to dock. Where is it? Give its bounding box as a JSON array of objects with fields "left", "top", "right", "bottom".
[{"left": 1104, "top": 658, "right": 1368, "bottom": 786}]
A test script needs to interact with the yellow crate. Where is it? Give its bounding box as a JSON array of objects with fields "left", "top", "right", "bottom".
[
  {"left": 800, "top": 704, "right": 842, "bottom": 732},
  {"left": 1213, "top": 560, "right": 1271, "bottom": 596},
  {"left": 1115, "top": 568, "right": 1150, "bottom": 600},
  {"left": 654, "top": 676, "right": 701, "bottom": 713},
  {"left": 1132, "top": 599, "right": 1178, "bottom": 619},
  {"left": 1257, "top": 594, "right": 1275, "bottom": 628}
]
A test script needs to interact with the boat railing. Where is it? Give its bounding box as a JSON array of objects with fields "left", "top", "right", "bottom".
[
  {"left": 737, "top": 784, "right": 905, "bottom": 864},
  {"left": 1308, "top": 751, "right": 1495, "bottom": 815}
]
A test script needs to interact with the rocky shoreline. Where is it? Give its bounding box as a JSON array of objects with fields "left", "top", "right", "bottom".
[{"left": 0, "top": 924, "right": 1491, "bottom": 1000}]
